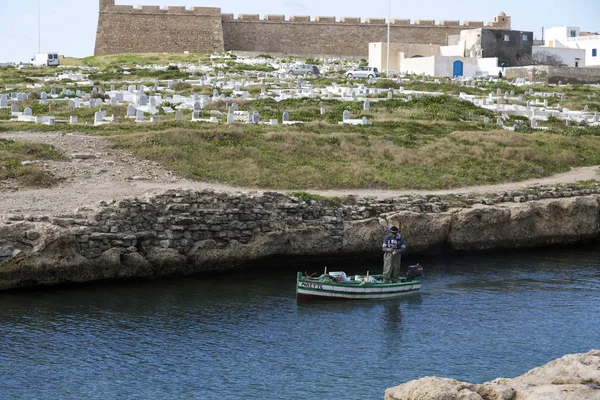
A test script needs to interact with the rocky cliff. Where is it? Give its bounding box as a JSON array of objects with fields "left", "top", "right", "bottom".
[
  {"left": 1, "top": 184, "right": 599, "bottom": 291},
  {"left": 385, "top": 350, "right": 600, "bottom": 400}
]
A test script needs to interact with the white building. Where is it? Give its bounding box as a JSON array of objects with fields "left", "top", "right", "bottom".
[
  {"left": 369, "top": 32, "right": 501, "bottom": 78},
  {"left": 532, "top": 46, "right": 585, "bottom": 68},
  {"left": 543, "top": 26, "right": 600, "bottom": 67}
]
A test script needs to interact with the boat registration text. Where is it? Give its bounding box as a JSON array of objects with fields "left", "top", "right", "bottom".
[{"left": 299, "top": 282, "right": 324, "bottom": 290}]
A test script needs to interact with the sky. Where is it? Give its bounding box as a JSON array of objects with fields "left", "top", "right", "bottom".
[{"left": 0, "top": 0, "right": 598, "bottom": 63}]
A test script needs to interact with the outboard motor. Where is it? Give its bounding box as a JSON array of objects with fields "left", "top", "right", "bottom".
[{"left": 406, "top": 264, "right": 424, "bottom": 281}]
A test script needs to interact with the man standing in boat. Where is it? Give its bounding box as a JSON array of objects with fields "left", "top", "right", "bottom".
[{"left": 382, "top": 226, "right": 406, "bottom": 283}]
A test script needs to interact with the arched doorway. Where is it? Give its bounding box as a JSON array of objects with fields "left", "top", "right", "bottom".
[{"left": 453, "top": 60, "right": 464, "bottom": 77}]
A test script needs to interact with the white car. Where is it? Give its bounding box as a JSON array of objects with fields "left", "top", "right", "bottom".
[{"left": 345, "top": 66, "right": 379, "bottom": 78}]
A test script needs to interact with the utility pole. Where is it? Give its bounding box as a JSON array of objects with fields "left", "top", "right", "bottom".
[
  {"left": 386, "top": 0, "right": 391, "bottom": 75},
  {"left": 38, "top": 0, "right": 41, "bottom": 53}
]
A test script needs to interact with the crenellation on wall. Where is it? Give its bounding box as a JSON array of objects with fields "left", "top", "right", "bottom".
[
  {"left": 221, "top": 14, "right": 497, "bottom": 28},
  {"left": 103, "top": 3, "right": 221, "bottom": 15},
  {"left": 315, "top": 16, "right": 336, "bottom": 23},
  {"left": 340, "top": 17, "right": 362, "bottom": 23},
  {"left": 464, "top": 21, "right": 484, "bottom": 27},
  {"left": 415, "top": 19, "right": 435, "bottom": 26},
  {"left": 264, "top": 14, "right": 285, "bottom": 21},
  {"left": 391, "top": 19, "right": 411, "bottom": 25},
  {"left": 100, "top": 0, "right": 114, "bottom": 10},
  {"left": 238, "top": 14, "right": 260, "bottom": 21},
  {"left": 290, "top": 15, "right": 311, "bottom": 22},
  {"left": 440, "top": 20, "right": 460, "bottom": 26}
]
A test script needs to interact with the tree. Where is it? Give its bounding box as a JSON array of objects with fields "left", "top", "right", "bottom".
[{"left": 516, "top": 51, "right": 566, "bottom": 67}]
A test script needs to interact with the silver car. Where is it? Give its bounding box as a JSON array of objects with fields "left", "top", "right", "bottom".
[
  {"left": 346, "top": 66, "right": 380, "bottom": 78},
  {"left": 288, "top": 64, "right": 321, "bottom": 76}
]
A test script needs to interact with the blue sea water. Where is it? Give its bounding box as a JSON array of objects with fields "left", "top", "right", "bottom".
[{"left": 1, "top": 246, "right": 599, "bottom": 399}]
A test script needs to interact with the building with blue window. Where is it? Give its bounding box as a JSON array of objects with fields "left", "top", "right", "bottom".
[{"left": 544, "top": 26, "right": 600, "bottom": 68}]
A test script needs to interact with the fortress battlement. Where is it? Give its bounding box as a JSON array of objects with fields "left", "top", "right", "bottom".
[
  {"left": 219, "top": 13, "right": 492, "bottom": 27},
  {"left": 95, "top": 0, "right": 511, "bottom": 57}
]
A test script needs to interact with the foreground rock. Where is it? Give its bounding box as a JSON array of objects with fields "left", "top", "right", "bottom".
[
  {"left": 385, "top": 350, "right": 600, "bottom": 400},
  {"left": 1, "top": 186, "right": 600, "bottom": 291}
]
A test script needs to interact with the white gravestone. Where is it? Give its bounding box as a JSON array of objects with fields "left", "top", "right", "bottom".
[
  {"left": 138, "top": 94, "right": 148, "bottom": 106},
  {"left": 127, "top": 104, "right": 136, "bottom": 117}
]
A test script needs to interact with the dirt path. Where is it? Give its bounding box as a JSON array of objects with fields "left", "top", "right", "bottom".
[{"left": 1, "top": 132, "right": 599, "bottom": 216}]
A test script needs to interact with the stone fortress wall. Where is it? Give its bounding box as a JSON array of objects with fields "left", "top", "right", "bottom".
[{"left": 95, "top": 0, "right": 511, "bottom": 57}]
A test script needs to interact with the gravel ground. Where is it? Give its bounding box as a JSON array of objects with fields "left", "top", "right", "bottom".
[{"left": 1, "top": 131, "right": 599, "bottom": 216}]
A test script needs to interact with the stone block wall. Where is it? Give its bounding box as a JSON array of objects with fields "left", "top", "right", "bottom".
[
  {"left": 222, "top": 19, "right": 468, "bottom": 57},
  {"left": 505, "top": 65, "right": 600, "bottom": 84},
  {"left": 94, "top": 0, "right": 511, "bottom": 57},
  {"left": 95, "top": 0, "right": 225, "bottom": 56},
  {"left": 2, "top": 184, "right": 600, "bottom": 291}
]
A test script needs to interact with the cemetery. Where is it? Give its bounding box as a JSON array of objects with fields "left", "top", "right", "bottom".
[{"left": 1, "top": 52, "right": 600, "bottom": 190}]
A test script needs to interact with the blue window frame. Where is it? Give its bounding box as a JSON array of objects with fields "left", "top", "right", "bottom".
[{"left": 593, "top": 49, "right": 598, "bottom": 57}]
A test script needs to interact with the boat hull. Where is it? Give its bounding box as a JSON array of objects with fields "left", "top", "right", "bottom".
[{"left": 296, "top": 278, "right": 421, "bottom": 302}]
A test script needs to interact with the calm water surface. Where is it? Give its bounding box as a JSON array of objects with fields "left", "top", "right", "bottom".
[{"left": 1, "top": 247, "right": 599, "bottom": 399}]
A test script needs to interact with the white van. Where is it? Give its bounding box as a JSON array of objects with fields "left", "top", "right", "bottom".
[{"left": 31, "top": 53, "right": 60, "bottom": 67}]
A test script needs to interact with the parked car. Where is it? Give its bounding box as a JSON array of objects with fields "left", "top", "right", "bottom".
[
  {"left": 345, "top": 66, "right": 379, "bottom": 78},
  {"left": 287, "top": 64, "right": 321, "bottom": 76}
]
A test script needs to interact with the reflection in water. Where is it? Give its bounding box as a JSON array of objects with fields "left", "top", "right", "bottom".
[
  {"left": 1, "top": 245, "right": 600, "bottom": 400},
  {"left": 382, "top": 301, "right": 403, "bottom": 336}
]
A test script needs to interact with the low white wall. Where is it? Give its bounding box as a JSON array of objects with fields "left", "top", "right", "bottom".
[
  {"left": 369, "top": 43, "right": 385, "bottom": 71},
  {"left": 477, "top": 57, "right": 501, "bottom": 76},
  {"left": 533, "top": 46, "right": 586, "bottom": 67},
  {"left": 440, "top": 41, "right": 465, "bottom": 57},
  {"left": 401, "top": 56, "right": 499, "bottom": 78},
  {"left": 400, "top": 56, "right": 436, "bottom": 76}
]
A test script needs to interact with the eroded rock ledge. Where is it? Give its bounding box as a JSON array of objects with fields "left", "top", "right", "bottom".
[
  {"left": 1, "top": 183, "right": 600, "bottom": 291},
  {"left": 385, "top": 350, "right": 600, "bottom": 400}
]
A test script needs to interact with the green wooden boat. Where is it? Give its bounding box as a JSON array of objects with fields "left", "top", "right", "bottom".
[{"left": 296, "top": 265, "right": 423, "bottom": 302}]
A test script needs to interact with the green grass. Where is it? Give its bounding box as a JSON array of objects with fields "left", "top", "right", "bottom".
[
  {"left": 2, "top": 55, "right": 600, "bottom": 191},
  {"left": 89, "top": 67, "right": 191, "bottom": 82},
  {"left": 80, "top": 124, "right": 600, "bottom": 190},
  {"left": 292, "top": 192, "right": 348, "bottom": 207},
  {"left": 1, "top": 91, "right": 599, "bottom": 190},
  {"left": 0, "top": 139, "right": 65, "bottom": 188},
  {"left": 67, "top": 53, "right": 211, "bottom": 68}
]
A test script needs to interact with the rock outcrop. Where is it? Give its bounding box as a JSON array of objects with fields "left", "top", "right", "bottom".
[
  {"left": 1, "top": 184, "right": 600, "bottom": 291},
  {"left": 385, "top": 350, "right": 600, "bottom": 400}
]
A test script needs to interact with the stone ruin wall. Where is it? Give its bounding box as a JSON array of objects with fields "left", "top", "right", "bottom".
[
  {"left": 2, "top": 185, "right": 600, "bottom": 291},
  {"left": 94, "top": 0, "right": 511, "bottom": 57},
  {"left": 505, "top": 65, "right": 600, "bottom": 84}
]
